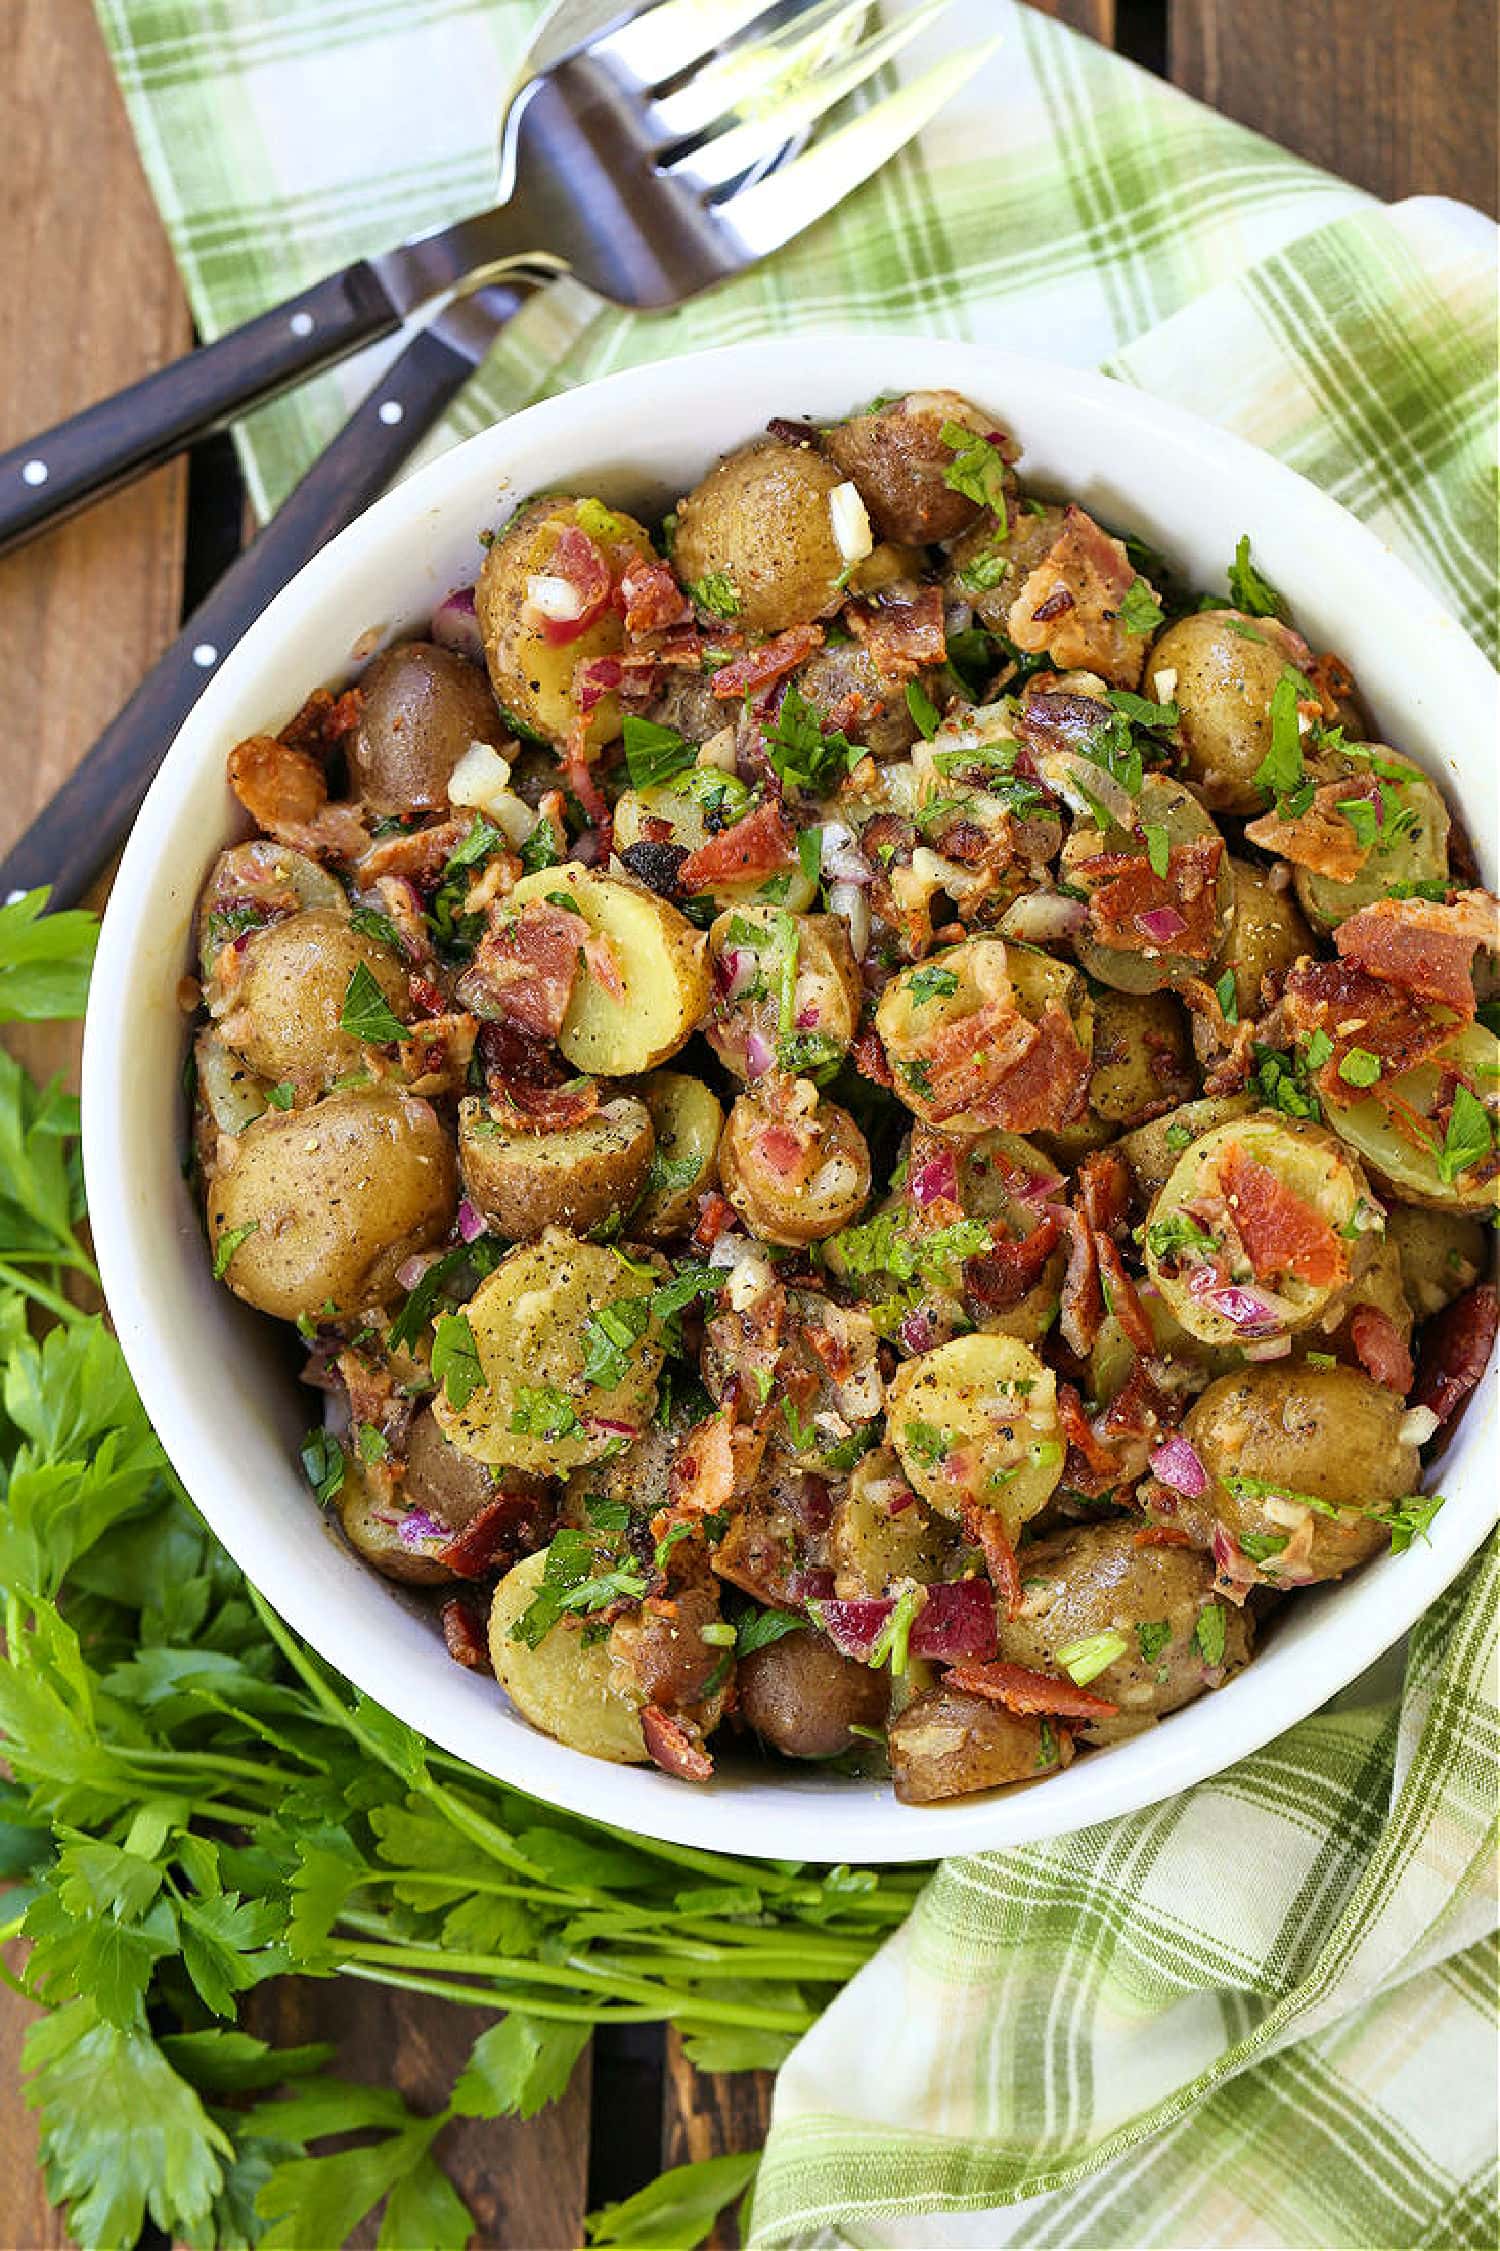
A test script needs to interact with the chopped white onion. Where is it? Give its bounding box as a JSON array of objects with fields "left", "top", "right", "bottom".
[
  {"left": 828, "top": 877, "right": 870, "bottom": 961},
  {"left": 448, "top": 740, "right": 512, "bottom": 810},
  {"left": 1399, "top": 1406, "right": 1440, "bottom": 1447},
  {"left": 828, "top": 480, "right": 873, "bottom": 566},
  {"left": 696, "top": 725, "right": 739, "bottom": 773},
  {"left": 1039, "top": 748, "right": 1135, "bottom": 829},
  {"left": 722, "top": 1246, "right": 776, "bottom": 1309},
  {"left": 1001, "top": 891, "right": 1089, "bottom": 944},
  {"left": 820, "top": 820, "right": 872, "bottom": 885},
  {"left": 908, "top": 844, "right": 985, "bottom": 900},
  {"left": 525, "top": 571, "right": 588, "bottom": 622},
  {"left": 1296, "top": 708, "right": 1313, "bottom": 736},
  {"left": 1152, "top": 666, "right": 1178, "bottom": 704}
]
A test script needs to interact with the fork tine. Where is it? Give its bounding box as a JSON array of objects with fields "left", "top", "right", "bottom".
[
  {"left": 649, "top": 0, "right": 869, "bottom": 142},
  {"left": 593, "top": 0, "right": 814, "bottom": 89},
  {"left": 713, "top": 36, "right": 998, "bottom": 254},
  {"left": 663, "top": 0, "right": 954, "bottom": 195}
]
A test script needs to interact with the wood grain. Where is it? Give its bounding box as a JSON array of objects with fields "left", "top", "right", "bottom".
[
  {"left": 662, "top": 2034, "right": 775, "bottom": 2251},
  {"left": 1170, "top": 0, "right": 1500, "bottom": 216},
  {"left": 1024, "top": 0, "right": 1117, "bottom": 43}
]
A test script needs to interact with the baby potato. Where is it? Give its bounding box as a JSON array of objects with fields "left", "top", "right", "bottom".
[
  {"left": 1213, "top": 854, "right": 1312, "bottom": 1020},
  {"left": 631, "top": 1071, "right": 723, "bottom": 1241},
  {"left": 997, "top": 1519, "right": 1253, "bottom": 1745},
  {"left": 195, "top": 839, "right": 344, "bottom": 977},
  {"left": 1174, "top": 1362, "right": 1422, "bottom": 1584},
  {"left": 193, "top": 1027, "right": 270, "bottom": 1144},
  {"left": 490, "top": 1551, "right": 648, "bottom": 1763},
  {"left": 1292, "top": 750, "right": 1451, "bottom": 932},
  {"left": 1386, "top": 1204, "right": 1491, "bottom": 1319},
  {"left": 798, "top": 641, "right": 921, "bottom": 759},
  {"left": 706, "top": 904, "right": 861, "bottom": 1081},
  {"left": 404, "top": 1404, "right": 526, "bottom": 1534},
  {"left": 349, "top": 640, "right": 505, "bottom": 814},
  {"left": 476, "top": 496, "right": 654, "bottom": 751},
  {"left": 889, "top": 1683, "right": 1071, "bottom": 1803},
  {"left": 823, "top": 389, "right": 996, "bottom": 546},
  {"left": 1324, "top": 1020, "right": 1500, "bottom": 1213},
  {"left": 671, "top": 437, "right": 847, "bottom": 633},
  {"left": 876, "top": 936, "right": 1094, "bottom": 1135},
  {"left": 509, "top": 862, "right": 711, "bottom": 1075},
  {"left": 208, "top": 1087, "right": 457, "bottom": 1320},
  {"left": 1150, "top": 609, "right": 1308, "bottom": 812},
  {"left": 719, "top": 1083, "right": 872, "bottom": 1246},
  {"left": 1068, "top": 776, "right": 1233, "bottom": 995},
  {"left": 1088, "top": 988, "right": 1194, "bottom": 1127},
  {"left": 886, "top": 1332, "right": 1063, "bottom": 1543},
  {"left": 947, "top": 499, "right": 1066, "bottom": 630},
  {"left": 212, "top": 907, "right": 410, "bottom": 1093},
  {"left": 614, "top": 779, "right": 819, "bottom": 912},
  {"left": 337, "top": 1463, "right": 455, "bottom": 1587},
  {"left": 1118, "top": 1094, "right": 1256, "bottom": 1210},
  {"left": 458, "top": 1094, "right": 655, "bottom": 1241},
  {"left": 830, "top": 1447, "right": 965, "bottom": 1597},
  {"left": 433, "top": 1231, "right": 664, "bottom": 1474},
  {"left": 1145, "top": 1113, "right": 1378, "bottom": 1345},
  {"left": 738, "top": 1628, "right": 891, "bottom": 1760}
]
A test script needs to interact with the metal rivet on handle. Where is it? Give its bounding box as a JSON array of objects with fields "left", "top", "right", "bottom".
[
  {"left": 378, "top": 400, "right": 404, "bottom": 425},
  {"left": 22, "top": 460, "right": 48, "bottom": 486},
  {"left": 290, "top": 311, "right": 315, "bottom": 337},
  {"left": 192, "top": 644, "right": 219, "bottom": 669}
]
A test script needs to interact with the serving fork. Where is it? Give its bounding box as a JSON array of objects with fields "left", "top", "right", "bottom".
[{"left": 0, "top": 0, "right": 984, "bottom": 558}]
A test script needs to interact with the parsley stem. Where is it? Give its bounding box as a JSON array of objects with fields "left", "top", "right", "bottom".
[
  {"left": 583, "top": 1945, "right": 873, "bottom": 1983},
  {"left": 334, "top": 1935, "right": 814, "bottom": 2030},
  {"left": 0, "top": 1261, "right": 91, "bottom": 1323},
  {"left": 341, "top": 1961, "right": 700, "bottom": 2024}
]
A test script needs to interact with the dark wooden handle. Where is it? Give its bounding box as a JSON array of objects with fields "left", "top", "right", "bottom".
[
  {"left": 0, "top": 261, "right": 401, "bottom": 558},
  {"left": 0, "top": 322, "right": 488, "bottom": 912}
]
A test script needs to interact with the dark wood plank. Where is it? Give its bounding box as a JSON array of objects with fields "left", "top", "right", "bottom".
[
  {"left": 1024, "top": 0, "right": 1118, "bottom": 42},
  {"left": 1169, "top": 0, "right": 1500, "bottom": 214},
  {"left": 661, "top": 2034, "right": 775, "bottom": 2251}
]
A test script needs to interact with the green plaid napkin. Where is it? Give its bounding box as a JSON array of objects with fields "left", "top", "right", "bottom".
[{"left": 90, "top": 4, "right": 1499, "bottom": 2244}]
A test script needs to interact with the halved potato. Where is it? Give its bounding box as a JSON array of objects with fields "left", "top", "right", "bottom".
[
  {"left": 337, "top": 1463, "right": 454, "bottom": 1586},
  {"left": 615, "top": 781, "right": 818, "bottom": 911},
  {"left": 476, "top": 497, "right": 654, "bottom": 751},
  {"left": 490, "top": 1550, "right": 647, "bottom": 1762},
  {"left": 885, "top": 1331, "right": 1063, "bottom": 1541},
  {"left": 433, "top": 1230, "right": 664, "bottom": 1473},
  {"left": 459, "top": 1094, "right": 655, "bottom": 1240},
  {"left": 1324, "top": 1021, "right": 1499, "bottom": 1212},
  {"left": 510, "top": 862, "right": 711, "bottom": 1075},
  {"left": 631, "top": 1071, "right": 723, "bottom": 1240},
  {"left": 719, "top": 1083, "right": 871, "bottom": 1245},
  {"left": 876, "top": 936, "right": 1094, "bottom": 1135},
  {"left": 889, "top": 1684, "right": 1071, "bottom": 1803},
  {"left": 706, "top": 904, "right": 861, "bottom": 1080}
]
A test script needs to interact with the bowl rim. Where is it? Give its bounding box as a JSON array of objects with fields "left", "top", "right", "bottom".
[{"left": 82, "top": 332, "right": 1499, "bottom": 1864}]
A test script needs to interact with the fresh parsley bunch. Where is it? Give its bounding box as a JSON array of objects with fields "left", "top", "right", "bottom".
[{"left": 0, "top": 892, "right": 926, "bottom": 2251}]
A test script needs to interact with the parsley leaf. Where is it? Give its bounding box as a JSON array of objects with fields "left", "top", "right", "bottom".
[
  {"left": 1252, "top": 670, "right": 1305, "bottom": 799},
  {"left": 300, "top": 1429, "right": 346, "bottom": 1507},
  {"left": 1108, "top": 688, "right": 1179, "bottom": 729},
  {"left": 906, "top": 679, "right": 941, "bottom": 740},
  {"left": 938, "top": 422, "right": 1010, "bottom": 517},
  {"left": 1337, "top": 1047, "right": 1382, "bottom": 1089},
  {"left": 622, "top": 715, "right": 697, "bottom": 790},
  {"left": 1225, "top": 534, "right": 1286, "bottom": 618},
  {"left": 689, "top": 572, "right": 741, "bottom": 619},
  {"left": 1118, "top": 579, "right": 1164, "bottom": 636},
  {"left": 444, "top": 813, "right": 504, "bottom": 873},
  {"left": 339, "top": 961, "right": 409, "bottom": 1046},
  {"left": 906, "top": 965, "right": 960, "bottom": 1008},
  {"left": 761, "top": 684, "right": 860, "bottom": 796},
  {"left": 1144, "top": 823, "right": 1171, "bottom": 880},
  {"left": 509, "top": 1384, "right": 582, "bottom": 1440},
  {"left": 1192, "top": 1603, "right": 1228, "bottom": 1667},
  {"left": 0, "top": 888, "right": 98, "bottom": 1023},
  {"left": 519, "top": 814, "right": 565, "bottom": 876},
  {"left": 431, "top": 1311, "right": 484, "bottom": 1410},
  {"left": 1135, "top": 1620, "right": 1171, "bottom": 1665},
  {"left": 1436, "top": 1084, "right": 1492, "bottom": 1184},
  {"left": 349, "top": 904, "right": 404, "bottom": 955},
  {"left": 901, "top": 1420, "right": 952, "bottom": 1468},
  {"left": 735, "top": 1608, "right": 806, "bottom": 1657},
  {"left": 212, "top": 1221, "right": 259, "bottom": 1280}
]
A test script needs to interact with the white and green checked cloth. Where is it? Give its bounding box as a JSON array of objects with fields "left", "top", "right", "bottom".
[{"left": 91, "top": 3, "right": 1499, "bottom": 2244}]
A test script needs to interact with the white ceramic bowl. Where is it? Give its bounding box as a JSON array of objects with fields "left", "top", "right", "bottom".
[{"left": 83, "top": 335, "right": 1498, "bottom": 1864}]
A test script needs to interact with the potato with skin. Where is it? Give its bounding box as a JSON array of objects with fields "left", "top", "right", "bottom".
[
  {"left": 349, "top": 641, "right": 505, "bottom": 814},
  {"left": 797, "top": 640, "right": 922, "bottom": 759},
  {"left": 490, "top": 1551, "right": 648, "bottom": 1763},
  {"left": 1386, "top": 1204, "right": 1491, "bottom": 1319},
  {"left": 208, "top": 1087, "right": 457, "bottom": 1320},
  {"left": 337, "top": 1464, "right": 456, "bottom": 1587},
  {"left": 1150, "top": 609, "right": 1309, "bottom": 812},
  {"left": 672, "top": 438, "right": 847, "bottom": 634},
  {"left": 433, "top": 1231, "right": 664, "bottom": 1474},
  {"left": 403, "top": 1404, "right": 529, "bottom": 1534},
  {"left": 1087, "top": 988, "right": 1194, "bottom": 1127},
  {"left": 477, "top": 497, "right": 654, "bottom": 752},
  {"left": 996, "top": 1519, "right": 1253, "bottom": 1745},
  {"left": 613, "top": 778, "right": 819, "bottom": 912},
  {"left": 1118, "top": 1094, "right": 1256, "bottom": 1210},
  {"left": 458, "top": 1094, "right": 655, "bottom": 1241},
  {"left": 889, "top": 1684, "right": 1072, "bottom": 1804},
  {"left": 1066, "top": 776, "right": 1233, "bottom": 996},
  {"left": 706, "top": 904, "right": 861, "bottom": 1081},
  {"left": 823, "top": 389, "right": 997, "bottom": 546},
  {"left": 509, "top": 861, "right": 711, "bottom": 1075},
  {"left": 886, "top": 1332, "right": 1063, "bottom": 1541},
  {"left": 947, "top": 499, "right": 1065, "bottom": 630},
  {"left": 1212, "top": 855, "right": 1313, "bottom": 1021},
  {"left": 719, "top": 1083, "right": 871, "bottom": 1246},
  {"left": 212, "top": 907, "right": 411, "bottom": 1093},
  {"left": 631, "top": 1072, "right": 722, "bottom": 1241},
  {"left": 876, "top": 936, "right": 1094, "bottom": 1136},
  {"left": 1161, "top": 1362, "right": 1424, "bottom": 1585},
  {"left": 829, "top": 1448, "right": 964, "bottom": 1597},
  {"left": 739, "top": 1628, "right": 891, "bottom": 1760},
  {"left": 1293, "top": 750, "right": 1450, "bottom": 933},
  {"left": 195, "top": 839, "right": 344, "bottom": 977}
]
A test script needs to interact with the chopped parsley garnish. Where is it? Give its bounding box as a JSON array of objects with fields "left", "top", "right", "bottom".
[
  {"left": 519, "top": 813, "right": 565, "bottom": 876},
  {"left": 264, "top": 1080, "right": 295, "bottom": 1110},
  {"left": 510, "top": 1529, "right": 648, "bottom": 1649},
  {"left": 585, "top": 1494, "right": 632, "bottom": 1532},
  {"left": 1214, "top": 968, "right": 1239, "bottom": 1024},
  {"left": 797, "top": 824, "right": 824, "bottom": 890},
  {"left": 902, "top": 1420, "right": 953, "bottom": 1469},
  {"left": 867, "top": 1584, "right": 925, "bottom": 1676},
  {"left": 1164, "top": 1122, "right": 1193, "bottom": 1151},
  {"left": 1253, "top": 1039, "right": 1323, "bottom": 1121},
  {"left": 356, "top": 1423, "right": 390, "bottom": 1465},
  {"left": 340, "top": 960, "right": 410, "bottom": 1045},
  {"left": 212, "top": 1220, "right": 259, "bottom": 1279},
  {"left": 1192, "top": 1603, "right": 1228, "bottom": 1667},
  {"left": 736, "top": 1607, "right": 805, "bottom": 1658},
  {"left": 957, "top": 542, "right": 1009, "bottom": 593},
  {"left": 944, "top": 625, "right": 1001, "bottom": 698},
  {"left": 1144, "top": 1210, "right": 1218, "bottom": 1264},
  {"left": 897, "top": 1057, "right": 934, "bottom": 1100},
  {"left": 1056, "top": 1630, "right": 1128, "bottom": 1685},
  {"left": 1225, "top": 534, "right": 1285, "bottom": 619},
  {"left": 906, "top": 965, "right": 960, "bottom": 1008},
  {"left": 689, "top": 571, "right": 742, "bottom": 619},
  {"left": 445, "top": 813, "right": 505, "bottom": 872},
  {"left": 1370, "top": 1492, "right": 1447, "bottom": 1553},
  {"left": 761, "top": 684, "right": 860, "bottom": 796},
  {"left": 1135, "top": 1620, "right": 1172, "bottom": 1664},
  {"left": 431, "top": 1310, "right": 484, "bottom": 1409},
  {"left": 1108, "top": 687, "right": 1180, "bottom": 728},
  {"left": 1143, "top": 823, "right": 1171, "bottom": 880},
  {"left": 1252, "top": 669, "right": 1305, "bottom": 799},
  {"left": 833, "top": 1210, "right": 990, "bottom": 1287},
  {"left": 349, "top": 904, "right": 405, "bottom": 955},
  {"left": 622, "top": 714, "right": 697, "bottom": 790},
  {"left": 1118, "top": 579, "right": 1164, "bottom": 636},
  {"left": 509, "top": 1383, "right": 581, "bottom": 1440},
  {"left": 906, "top": 679, "right": 941, "bottom": 739},
  {"left": 582, "top": 1297, "right": 653, "bottom": 1389},
  {"left": 1336, "top": 795, "right": 1380, "bottom": 853},
  {"left": 1436, "top": 1084, "right": 1492, "bottom": 1184},
  {"left": 1337, "top": 1047, "right": 1382, "bottom": 1089},
  {"left": 1238, "top": 1531, "right": 1289, "bottom": 1564},
  {"left": 1222, "top": 616, "right": 1267, "bottom": 643},
  {"left": 300, "top": 1428, "right": 345, "bottom": 1507},
  {"left": 939, "top": 421, "right": 1009, "bottom": 518},
  {"left": 914, "top": 794, "right": 976, "bottom": 835}
]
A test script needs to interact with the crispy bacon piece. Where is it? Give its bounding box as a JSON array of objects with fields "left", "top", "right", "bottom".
[
  {"left": 1076, "top": 1146, "right": 1130, "bottom": 1239},
  {"left": 1135, "top": 1523, "right": 1193, "bottom": 1549},
  {"left": 620, "top": 553, "right": 693, "bottom": 638},
  {"left": 667, "top": 1410, "right": 765, "bottom": 1522},
  {"left": 963, "top": 1214, "right": 1062, "bottom": 1316},
  {"left": 1097, "top": 1236, "right": 1155, "bottom": 1356},
  {"left": 710, "top": 624, "right": 823, "bottom": 700},
  {"left": 1334, "top": 890, "right": 1499, "bottom": 1021},
  {"left": 1348, "top": 1305, "right": 1415, "bottom": 1395},
  {"left": 280, "top": 685, "right": 364, "bottom": 758},
  {"left": 641, "top": 1705, "right": 714, "bottom": 1782},
  {"left": 1218, "top": 1140, "right": 1348, "bottom": 1290},
  {"left": 943, "top": 1658, "right": 1118, "bottom": 1720},
  {"left": 562, "top": 740, "right": 612, "bottom": 837},
  {"left": 850, "top": 1022, "right": 894, "bottom": 1089},
  {"left": 692, "top": 1191, "right": 739, "bottom": 1250},
  {"left": 958, "top": 1502, "right": 1022, "bottom": 1620},
  {"left": 1244, "top": 778, "right": 1378, "bottom": 882},
  {"left": 359, "top": 816, "right": 471, "bottom": 890},
  {"left": 847, "top": 586, "right": 946, "bottom": 681},
  {"left": 1079, "top": 838, "right": 1224, "bottom": 959},
  {"left": 677, "top": 798, "right": 796, "bottom": 892},
  {"left": 1280, "top": 958, "right": 1455, "bottom": 1096},
  {"left": 440, "top": 1596, "right": 491, "bottom": 1671},
  {"left": 403, "top": 1010, "right": 478, "bottom": 1099},
  {"left": 1412, "top": 1283, "right": 1498, "bottom": 1427},
  {"left": 437, "top": 1490, "right": 551, "bottom": 1579},
  {"left": 1056, "top": 1379, "right": 1119, "bottom": 1496},
  {"left": 226, "top": 735, "right": 370, "bottom": 864},
  {"left": 919, "top": 999, "right": 1089, "bottom": 1134},
  {"left": 576, "top": 656, "right": 624, "bottom": 714},
  {"left": 1006, "top": 506, "right": 1154, "bottom": 689},
  {"left": 530, "top": 526, "right": 611, "bottom": 645},
  {"left": 488, "top": 1077, "right": 600, "bottom": 1134},
  {"left": 1057, "top": 1212, "right": 1103, "bottom": 1358},
  {"left": 462, "top": 902, "right": 587, "bottom": 1041}
]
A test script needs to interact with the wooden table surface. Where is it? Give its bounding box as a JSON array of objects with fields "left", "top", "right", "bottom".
[{"left": 1, "top": 1, "right": 1494, "bottom": 2244}]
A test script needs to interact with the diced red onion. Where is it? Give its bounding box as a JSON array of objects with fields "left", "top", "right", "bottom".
[
  {"left": 1136, "top": 906, "right": 1188, "bottom": 947},
  {"left": 397, "top": 1509, "right": 447, "bottom": 1548},
  {"left": 910, "top": 1147, "right": 958, "bottom": 1209},
  {"left": 816, "top": 1598, "right": 891, "bottom": 1661},
  {"left": 899, "top": 1309, "right": 938, "bottom": 1355},
  {"left": 1000, "top": 892, "right": 1089, "bottom": 945},
  {"left": 744, "top": 1026, "right": 774, "bottom": 1079},
  {"left": 787, "top": 1565, "right": 836, "bottom": 1604},
  {"left": 1150, "top": 1434, "right": 1208, "bottom": 1498},
  {"left": 584, "top": 1416, "right": 638, "bottom": 1441},
  {"left": 430, "top": 586, "right": 483, "bottom": 663},
  {"left": 795, "top": 1002, "right": 821, "bottom": 1030},
  {"left": 396, "top": 1251, "right": 441, "bottom": 1293},
  {"left": 1187, "top": 1269, "right": 1296, "bottom": 1335},
  {"left": 887, "top": 1485, "right": 915, "bottom": 1516},
  {"left": 715, "top": 946, "right": 756, "bottom": 1003},
  {"left": 910, "top": 1580, "right": 998, "bottom": 1662},
  {"left": 1211, "top": 1523, "right": 1259, "bottom": 1599},
  {"left": 456, "top": 1197, "right": 486, "bottom": 1245}
]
